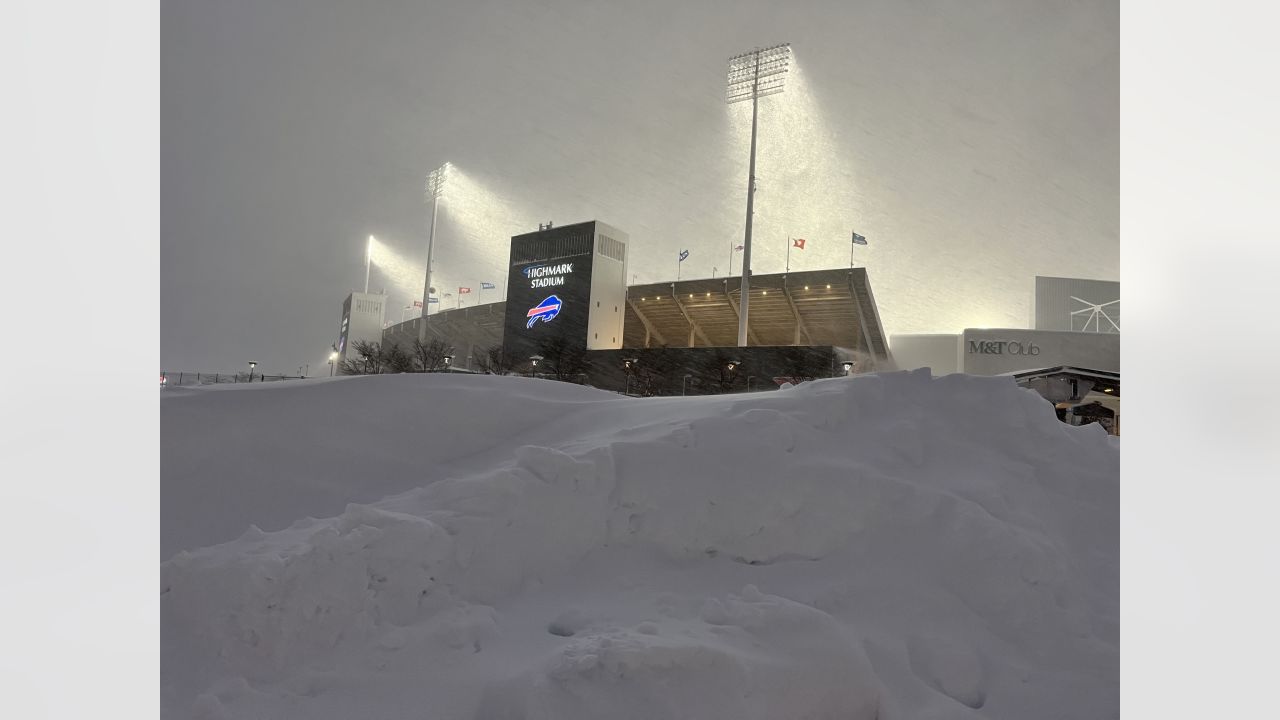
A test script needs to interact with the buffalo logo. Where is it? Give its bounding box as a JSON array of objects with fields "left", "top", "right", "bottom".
[{"left": 526, "top": 295, "right": 563, "bottom": 328}]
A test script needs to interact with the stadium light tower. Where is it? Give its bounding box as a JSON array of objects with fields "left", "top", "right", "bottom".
[
  {"left": 420, "top": 162, "right": 452, "bottom": 339},
  {"left": 365, "top": 235, "right": 374, "bottom": 293},
  {"left": 727, "top": 42, "right": 791, "bottom": 347}
]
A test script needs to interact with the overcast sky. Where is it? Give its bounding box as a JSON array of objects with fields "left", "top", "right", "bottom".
[{"left": 161, "top": 0, "right": 1117, "bottom": 375}]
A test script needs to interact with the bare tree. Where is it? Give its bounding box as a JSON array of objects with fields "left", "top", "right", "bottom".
[
  {"left": 338, "top": 340, "right": 385, "bottom": 375},
  {"left": 473, "top": 344, "right": 513, "bottom": 375},
  {"left": 537, "top": 336, "right": 591, "bottom": 382},
  {"left": 411, "top": 337, "right": 455, "bottom": 372},
  {"left": 379, "top": 343, "right": 413, "bottom": 373}
]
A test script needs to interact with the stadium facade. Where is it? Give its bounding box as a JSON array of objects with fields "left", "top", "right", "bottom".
[{"left": 347, "top": 221, "right": 1118, "bottom": 427}]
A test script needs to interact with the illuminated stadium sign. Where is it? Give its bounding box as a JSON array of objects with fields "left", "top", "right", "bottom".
[
  {"left": 526, "top": 295, "right": 563, "bottom": 328},
  {"left": 523, "top": 263, "right": 575, "bottom": 288}
]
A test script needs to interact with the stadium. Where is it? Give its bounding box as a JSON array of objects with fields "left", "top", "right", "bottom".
[{"left": 334, "top": 219, "right": 1118, "bottom": 431}]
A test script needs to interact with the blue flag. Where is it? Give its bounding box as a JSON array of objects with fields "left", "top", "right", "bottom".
[
  {"left": 481, "top": 282, "right": 496, "bottom": 289},
  {"left": 679, "top": 249, "right": 689, "bottom": 262},
  {"left": 852, "top": 232, "right": 867, "bottom": 246}
]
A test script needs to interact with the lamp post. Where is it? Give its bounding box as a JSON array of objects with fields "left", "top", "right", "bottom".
[
  {"left": 420, "top": 162, "right": 451, "bottom": 340},
  {"left": 682, "top": 374, "right": 693, "bottom": 396},
  {"left": 530, "top": 355, "right": 542, "bottom": 378},
  {"left": 329, "top": 351, "right": 337, "bottom": 377},
  {"left": 248, "top": 360, "right": 257, "bottom": 383},
  {"left": 726, "top": 43, "right": 791, "bottom": 348},
  {"left": 726, "top": 360, "right": 740, "bottom": 391},
  {"left": 841, "top": 361, "right": 854, "bottom": 376},
  {"left": 747, "top": 375, "right": 756, "bottom": 392},
  {"left": 443, "top": 354, "right": 453, "bottom": 373},
  {"left": 623, "top": 358, "right": 638, "bottom": 396}
]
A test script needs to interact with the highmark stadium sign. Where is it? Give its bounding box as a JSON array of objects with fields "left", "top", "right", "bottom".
[{"left": 523, "top": 262, "right": 575, "bottom": 288}]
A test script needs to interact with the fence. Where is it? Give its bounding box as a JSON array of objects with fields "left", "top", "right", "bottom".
[{"left": 160, "top": 371, "right": 306, "bottom": 388}]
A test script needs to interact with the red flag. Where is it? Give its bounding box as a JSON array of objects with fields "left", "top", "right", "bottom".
[
  {"left": 793, "top": 238, "right": 806, "bottom": 250},
  {"left": 458, "top": 287, "right": 472, "bottom": 294},
  {"left": 412, "top": 300, "right": 423, "bottom": 308}
]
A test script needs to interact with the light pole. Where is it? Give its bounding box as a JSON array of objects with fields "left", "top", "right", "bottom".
[
  {"left": 365, "top": 235, "right": 374, "bottom": 294},
  {"left": 248, "top": 360, "right": 257, "bottom": 383},
  {"left": 726, "top": 43, "right": 791, "bottom": 348},
  {"left": 841, "top": 361, "right": 854, "bottom": 376},
  {"left": 726, "top": 360, "right": 740, "bottom": 390},
  {"left": 747, "top": 375, "right": 756, "bottom": 392},
  {"left": 420, "top": 162, "right": 451, "bottom": 340},
  {"left": 443, "top": 354, "right": 453, "bottom": 373},
  {"left": 682, "top": 374, "right": 693, "bottom": 396},
  {"left": 329, "top": 350, "right": 337, "bottom": 376},
  {"left": 623, "top": 358, "right": 638, "bottom": 396},
  {"left": 530, "top": 355, "right": 542, "bottom": 378}
]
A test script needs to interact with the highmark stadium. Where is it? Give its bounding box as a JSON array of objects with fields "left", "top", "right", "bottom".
[{"left": 336, "top": 220, "right": 1121, "bottom": 434}]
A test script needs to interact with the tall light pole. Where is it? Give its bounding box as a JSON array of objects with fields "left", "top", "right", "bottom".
[
  {"left": 420, "top": 162, "right": 451, "bottom": 342},
  {"left": 726, "top": 42, "right": 791, "bottom": 348},
  {"left": 365, "top": 235, "right": 374, "bottom": 294}
]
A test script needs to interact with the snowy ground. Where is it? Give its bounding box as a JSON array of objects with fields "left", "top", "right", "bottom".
[{"left": 161, "top": 369, "right": 1118, "bottom": 719}]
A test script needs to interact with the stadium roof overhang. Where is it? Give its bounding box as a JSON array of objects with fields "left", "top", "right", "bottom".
[
  {"left": 623, "top": 268, "right": 889, "bottom": 364},
  {"left": 1008, "top": 365, "right": 1120, "bottom": 398}
]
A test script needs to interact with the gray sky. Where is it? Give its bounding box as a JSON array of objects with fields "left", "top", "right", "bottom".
[{"left": 161, "top": 0, "right": 1117, "bottom": 375}]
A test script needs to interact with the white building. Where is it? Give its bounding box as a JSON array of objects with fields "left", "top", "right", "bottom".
[
  {"left": 337, "top": 291, "right": 387, "bottom": 363},
  {"left": 888, "top": 276, "right": 1120, "bottom": 433}
]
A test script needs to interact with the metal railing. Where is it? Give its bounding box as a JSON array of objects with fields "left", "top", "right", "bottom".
[{"left": 160, "top": 371, "right": 306, "bottom": 388}]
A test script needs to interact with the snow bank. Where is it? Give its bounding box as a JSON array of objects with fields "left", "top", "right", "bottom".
[{"left": 161, "top": 369, "right": 1118, "bottom": 719}]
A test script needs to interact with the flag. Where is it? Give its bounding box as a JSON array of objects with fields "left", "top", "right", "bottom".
[
  {"left": 793, "top": 238, "right": 806, "bottom": 250},
  {"left": 852, "top": 232, "right": 867, "bottom": 246},
  {"left": 481, "top": 282, "right": 496, "bottom": 290},
  {"left": 413, "top": 300, "right": 423, "bottom": 308},
  {"left": 459, "top": 287, "right": 471, "bottom": 294},
  {"left": 734, "top": 245, "right": 744, "bottom": 251},
  {"left": 679, "top": 249, "right": 689, "bottom": 262}
]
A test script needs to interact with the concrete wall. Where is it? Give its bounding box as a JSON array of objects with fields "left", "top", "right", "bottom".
[
  {"left": 961, "top": 328, "right": 1119, "bottom": 375},
  {"left": 888, "top": 334, "right": 962, "bottom": 375},
  {"left": 889, "top": 328, "right": 1120, "bottom": 376},
  {"left": 381, "top": 302, "right": 505, "bottom": 371},
  {"left": 587, "top": 221, "right": 628, "bottom": 350}
]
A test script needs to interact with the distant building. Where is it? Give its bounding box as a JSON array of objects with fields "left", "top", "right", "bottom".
[
  {"left": 337, "top": 291, "right": 387, "bottom": 363},
  {"left": 887, "top": 275, "right": 1120, "bottom": 434}
]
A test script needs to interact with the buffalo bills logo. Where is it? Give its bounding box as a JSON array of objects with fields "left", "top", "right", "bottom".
[{"left": 526, "top": 295, "right": 563, "bottom": 328}]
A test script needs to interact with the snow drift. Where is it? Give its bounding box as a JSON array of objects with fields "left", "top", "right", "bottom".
[{"left": 161, "top": 369, "right": 1118, "bottom": 719}]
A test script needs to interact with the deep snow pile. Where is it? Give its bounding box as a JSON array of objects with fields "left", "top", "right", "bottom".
[{"left": 161, "top": 369, "right": 1118, "bottom": 719}]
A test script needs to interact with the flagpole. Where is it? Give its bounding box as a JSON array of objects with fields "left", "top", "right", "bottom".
[{"left": 786, "top": 235, "right": 791, "bottom": 274}]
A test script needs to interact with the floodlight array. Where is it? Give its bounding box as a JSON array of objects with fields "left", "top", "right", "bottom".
[
  {"left": 425, "top": 161, "right": 451, "bottom": 199},
  {"left": 726, "top": 43, "right": 791, "bottom": 104}
]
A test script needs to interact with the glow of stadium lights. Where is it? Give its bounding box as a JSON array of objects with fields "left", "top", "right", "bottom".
[
  {"left": 727, "top": 42, "right": 791, "bottom": 348},
  {"left": 420, "top": 162, "right": 452, "bottom": 335}
]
